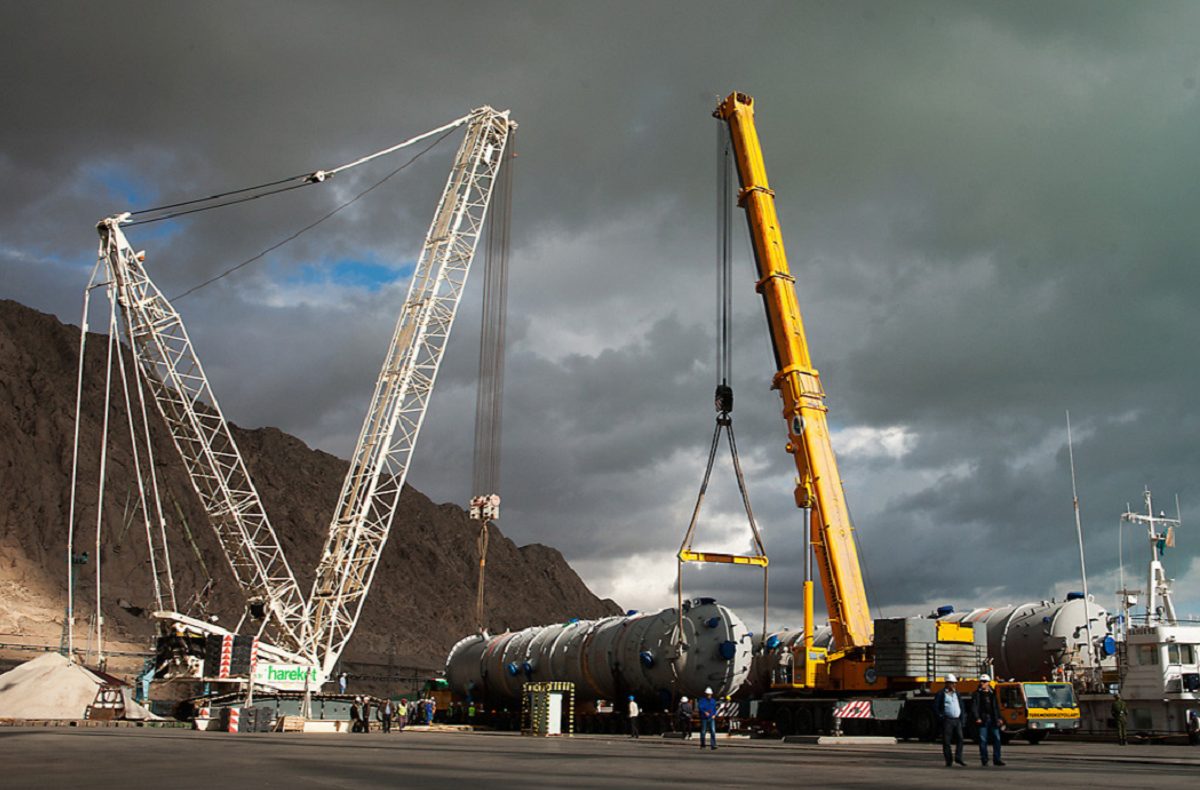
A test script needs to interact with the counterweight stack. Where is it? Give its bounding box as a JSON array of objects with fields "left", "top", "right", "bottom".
[{"left": 445, "top": 600, "right": 752, "bottom": 703}]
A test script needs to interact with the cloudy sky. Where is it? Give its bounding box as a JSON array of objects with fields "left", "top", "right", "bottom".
[{"left": 5, "top": 1, "right": 1200, "bottom": 633}]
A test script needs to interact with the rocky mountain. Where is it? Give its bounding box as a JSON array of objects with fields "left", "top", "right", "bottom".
[{"left": 0, "top": 298, "right": 621, "bottom": 677}]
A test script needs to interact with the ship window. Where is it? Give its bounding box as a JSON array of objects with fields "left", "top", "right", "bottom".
[
  {"left": 1167, "top": 644, "right": 1196, "bottom": 664},
  {"left": 1137, "top": 645, "right": 1161, "bottom": 666}
]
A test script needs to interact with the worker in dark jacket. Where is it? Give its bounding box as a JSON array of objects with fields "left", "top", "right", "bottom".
[
  {"left": 934, "top": 675, "right": 968, "bottom": 767},
  {"left": 972, "top": 674, "right": 1005, "bottom": 766},
  {"left": 677, "top": 696, "right": 694, "bottom": 739}
]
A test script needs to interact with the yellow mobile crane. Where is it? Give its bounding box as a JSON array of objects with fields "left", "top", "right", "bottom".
[
  {"left": 715, "top": 93, "right": 1083, "bottom": 741},
  {"left": 714, "top": 91, "right": 876, "bottom": 690},
  {"left": 714, "top": 93, "right": 996, "bottom": 738}
]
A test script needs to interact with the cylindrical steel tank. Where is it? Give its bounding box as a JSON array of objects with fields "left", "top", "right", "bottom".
[
  {"left": 445, "top": 598, "right": 752, "bottom": 704},
  {"left": 940, "top": 596, "right": 1112, "bottom": 680}
]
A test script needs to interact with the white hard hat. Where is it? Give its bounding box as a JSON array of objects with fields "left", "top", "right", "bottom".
[
  {"left": 980, "top": 674, "right": 992, "bottom": 682},
  {"left": 945, "top": 674, "right": 958, "bottom": 683},
  {"left": 680, "top": 696, "right": 688, "bottom": 703},
  {"left": 705, "top": 687, "right": 713, "bottom": 694}
]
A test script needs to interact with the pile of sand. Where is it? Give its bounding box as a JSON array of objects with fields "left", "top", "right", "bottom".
[{"left": 0, "top": 651, "right": 159, "bottom": 720}]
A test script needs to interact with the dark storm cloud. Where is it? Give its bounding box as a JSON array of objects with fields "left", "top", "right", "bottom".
[{"left": 4, "top": 1, "right": 1200, "bottom": 626}]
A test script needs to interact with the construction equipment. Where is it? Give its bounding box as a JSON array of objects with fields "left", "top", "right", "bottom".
[
  {"left": 714, "top": 92, "right": 989, "bottom": 735},
  {"left": 91, "top": 105, "right": 516, "bottom": 687},
  {"left": 715, "top": 93, "right": 1096, "bottom": 741},
  {"left": 714, "top": 90, "right": 876, "bottom": 678}
]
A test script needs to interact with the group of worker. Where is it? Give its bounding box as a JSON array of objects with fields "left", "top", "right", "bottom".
[
  {"left": 621, "top": 677, "right": 1185, "bottom": 756},
  {"left": 629, "top": 687, "right": 721, "bottom": 748},
  {"left": 934, "top": 674, "right": 1007, "bottom": 767},
  {"left": 347, "top": 695, "right": 438, "bottom": 733}
]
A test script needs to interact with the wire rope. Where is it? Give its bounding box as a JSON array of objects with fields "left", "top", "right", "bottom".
[
  {"left": 471, "top": 131, "right": 516, "bottom": 632},
  {"left": 125, "top": 112, "right": 471, "bottom": 226},
  {"left": 112, "top": 300, "right": 168, "bottom": 610},
  {"left": 126, "top": 182, "right": 311, "bottom": 227},
  {"left": 128, "top": 174, "right": 312, "bottom": 219},
  {"left": 717, "top": 123, "right": 734, "bottom": 390},
  {"left": 171, "top": 125, "right": 459, "bottom": 301},
  {"left": 65, "top": 277, "right": 102, "bottom": 660},
  {"left": 93, "top": 296, "right": 120, "bottom": 668},
  {"left": 677, "top": 117, "right": 768, "bottom": 640}
]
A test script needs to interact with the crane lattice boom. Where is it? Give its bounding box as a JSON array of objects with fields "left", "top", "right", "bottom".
[
  {"left": 97, "top": 218, "right": 313, "bottom": 657},
  {"left": 94, "top": 104, "right": 515, "bottom": 679},
  {"left": 305, "top": 106, "right": 514, "bottom": 673}
]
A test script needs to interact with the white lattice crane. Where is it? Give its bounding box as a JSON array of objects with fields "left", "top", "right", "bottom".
[{"left": 93, "top": 105, "right": 516, "bottom": 680}]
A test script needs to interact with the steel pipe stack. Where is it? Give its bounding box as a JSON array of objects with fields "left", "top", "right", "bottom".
[{"left": 445, "top": 598, "right": 753, "bottom": 703}]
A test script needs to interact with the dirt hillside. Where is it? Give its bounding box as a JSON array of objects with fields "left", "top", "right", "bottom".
[{"left": 0, "top": 298, "right": 621, "bottom": 678}]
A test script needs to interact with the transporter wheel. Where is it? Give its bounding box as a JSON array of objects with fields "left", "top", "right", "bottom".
[
  {"left": 771, "top": 707, "right": 795, "bottom": 736},
  {"left": 794, "top": 707, "right": 815, "bottom": 736},
  {"left": 911, "top": 706, "right": 938, "bottom": 742},
  {"left": 1024, "top": 730, "right": 1047, "bottom": 745}
]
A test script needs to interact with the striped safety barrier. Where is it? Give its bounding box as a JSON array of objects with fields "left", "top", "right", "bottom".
[{"left": 834, "top": 700, "right": 872, "bottom": 719}]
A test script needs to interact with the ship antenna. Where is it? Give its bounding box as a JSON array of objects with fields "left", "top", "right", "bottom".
[{"left": 1066, "top": 412, "right": 1097, "bottom": 672}]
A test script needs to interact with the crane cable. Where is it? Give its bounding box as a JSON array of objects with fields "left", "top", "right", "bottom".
[
  {"left": 171, "top": 125, "right": 461, "bottom": 301},
  {"left": 676, "top": 120, "right": 769, "bottom": 643},
  {"left": 115, "top": 114, "right": 471, "bottom": 300},
  {"left": 126, "top": 113, "right": 471, "bottom": 226},
  {"left": 471, "top": 133, "right": 516, "bottom": 633}
]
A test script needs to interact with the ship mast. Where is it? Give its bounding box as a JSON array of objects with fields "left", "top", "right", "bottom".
[{"left": 1122, "top": 489, "right": 1181, "bottom": 625}]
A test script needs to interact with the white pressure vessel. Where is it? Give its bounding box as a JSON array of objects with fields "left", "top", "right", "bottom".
[
  {"left": 445, "top": 598, "right": 753, "bottom": 704},
  {"left": 939, "top": 595, "right": 1112, "bottom": 679}
]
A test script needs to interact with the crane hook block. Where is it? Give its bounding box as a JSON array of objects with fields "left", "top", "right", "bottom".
[
  {"left": 470, "top": 494, "right": 501, "bottom": 522},
  {"left": 715, "top": 384, "right": 734, "bottom": 414}
]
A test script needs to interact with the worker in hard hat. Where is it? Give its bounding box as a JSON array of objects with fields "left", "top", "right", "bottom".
[
  {"left": 698, "top": 687, "right": 719, "bottom": 750},
  {"left": 973, "top": 674, "right": 1005, "bottom": 766},
  {"left": 677, "top": 696, "right": 694, "bottom": 739},
  {"left": 628, "top": 695, "right": 640, "bottom": 738},
  {"left": 934, "top": 675, "right": 967, "bottom": 767}
]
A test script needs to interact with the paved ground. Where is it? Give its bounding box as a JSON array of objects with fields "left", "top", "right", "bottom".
[{"left": 2, "top": 727, "right": 1198, "bottom": 790}]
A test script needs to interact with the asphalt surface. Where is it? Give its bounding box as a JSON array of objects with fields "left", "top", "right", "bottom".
[{"left": 2, "top": 727, "right": 1198, "bottom": 789}]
